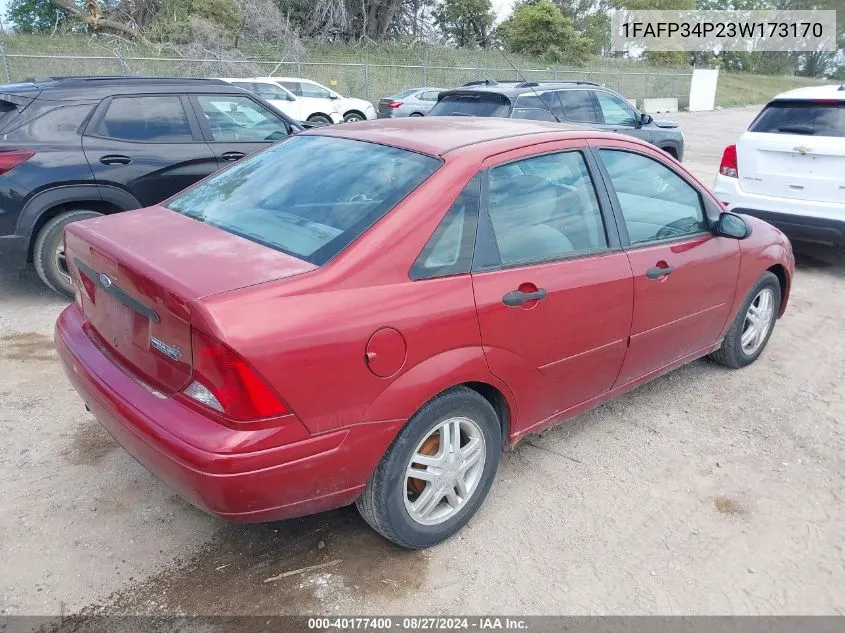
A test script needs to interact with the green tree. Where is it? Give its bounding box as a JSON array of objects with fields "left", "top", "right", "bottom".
[
  {"left": 434, "top": 0, "right": 496, "bottom": 47},
  {"left": 498, "top": 0, "right": 591, "bottom": 64},
  {"left": 6, "top": 0, "right": 77, "bottom": 31}
]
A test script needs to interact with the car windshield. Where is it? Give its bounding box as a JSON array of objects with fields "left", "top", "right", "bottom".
[
  {"left": 166, "top": 135, "right": 441, "bottom": 265},
  {"left": 750, "top": 100, "right": 845, "bottom": 137},
  {"left": 428, "top": 94, "right": 511, "bottom": 117}
]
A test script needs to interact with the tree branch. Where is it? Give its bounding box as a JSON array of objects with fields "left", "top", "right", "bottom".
[{"left": 49, "top": 0, "right": 149, "bottom": 44}]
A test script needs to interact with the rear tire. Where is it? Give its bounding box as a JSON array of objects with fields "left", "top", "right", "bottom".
[
  {"left": 33, "top": 210, "right": 102, "bottom": 298},
  {"left": 356, "top": 386, "right": 501, "bottom": 549},
  {"left": 709, "top": 272, "right": 781, "bottom": 369},
  {"left": 307, "top": 114, "right": 332, "bottom": 125}
]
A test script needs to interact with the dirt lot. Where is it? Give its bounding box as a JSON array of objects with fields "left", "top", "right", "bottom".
[{"left": 1, "top": 106, "right": 844, "bottom": 617}]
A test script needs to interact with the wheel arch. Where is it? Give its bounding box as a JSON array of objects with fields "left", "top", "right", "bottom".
[
  {"left": 362, "top": 347, "right": 517, "bottom": 449},
  {"left": 307, "top": 112, "right": 333, "bottom": 121},
  {"left": 18, "top": 185, "right": 139, "bottom": 259},
  {"left": 767, "top": 263, "right": 790, "bottom": 316}
]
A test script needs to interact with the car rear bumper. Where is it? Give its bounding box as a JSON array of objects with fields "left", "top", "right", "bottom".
[
  {"left": 55, "top": 304, "right": 404, "bottom": 523},
  {"left": 0, "top": 234, "right": 28, "bottom": 271},
  {"left": 713, "top": 175, "right": 845, "bottom": 245}
]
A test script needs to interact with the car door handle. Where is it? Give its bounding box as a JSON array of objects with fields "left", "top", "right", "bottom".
[
  {"left": 502, "top": 288, "right": 547, "bottom": 307},
  {"left": 99, "top": 155, "right": 131, "bottom": 166},
  {"left": 220, "top": 151, "right": 245, "bottom": 161},
  {"left": 646, "top": 264, "right": 674, "bottom": 280}
]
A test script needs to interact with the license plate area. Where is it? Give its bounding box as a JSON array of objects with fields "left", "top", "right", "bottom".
[{"left": 91, "top": 291, "right": 143, "bottom": 359}]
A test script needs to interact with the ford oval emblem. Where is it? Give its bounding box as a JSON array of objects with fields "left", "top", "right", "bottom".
[{"left": 99, "top": 273, "right": 113, "bottom": 288}]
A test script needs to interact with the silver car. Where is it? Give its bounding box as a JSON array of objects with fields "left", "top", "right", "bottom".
[{"left": 377, "top": 87, "right": 446, "bottom": 118}]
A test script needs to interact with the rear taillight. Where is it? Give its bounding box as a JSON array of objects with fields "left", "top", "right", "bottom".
[
  {"left": 0, "top": 149, "right": 34, "bottom": 175},
  {"left": 182, "top": 328, "right": 288, "bottom": 421},
  {"left": 386, "top": 101, "right": 403, "bottom": 109},
  {"left": 719, "top": 144, "right": 738, "bottom": 178}
]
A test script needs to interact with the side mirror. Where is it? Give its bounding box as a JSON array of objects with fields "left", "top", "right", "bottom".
[
  {"left": 329, "top": 94, "right": 340, "bottom": 100},
  {"left": 715, "top": 212, "right": 750, "bottom": 240},
  {"left": 639, "top": 112, "right": 653, "bottom": 126}
]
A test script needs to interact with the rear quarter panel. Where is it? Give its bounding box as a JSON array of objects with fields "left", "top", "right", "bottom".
[{"left": 194, "top": 153, "right": 515, "bottom": 435}]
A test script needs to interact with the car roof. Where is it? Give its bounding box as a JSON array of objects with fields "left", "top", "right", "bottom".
[
  {"left": 13, "top": 76, "right": 241, "bottom": 101},
  {"left": 307, "top": 115, "right": 616, "bottom": 157},
  {"left": 438, "top": 81, "right": 603, "bottom": 102},
  {"left": 772, "top": 84, "right": 845, "bottom": 102}
]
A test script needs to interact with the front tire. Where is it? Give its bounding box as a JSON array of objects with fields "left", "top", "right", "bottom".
[
  {"left": 33, "top": 210, "right": 103, "bottom": 297},
  {"left": 709, "top": 271, "right": 781, "bottom": 368},
  {"left": 356, "top": 386, "right": 501, "bottom": 549},
  {"left": 344, "top": 111, "right": 365, "bottom": 122}
]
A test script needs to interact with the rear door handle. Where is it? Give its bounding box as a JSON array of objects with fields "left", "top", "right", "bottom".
[
  {"left": 99, "top": 155, "right": 131, "bottom": 166},
  {"left": 502, "top": 288, "right": 547, "bottom": 307},
  {"left": 220, "top": 151, "right": 245, "bottom": 162},
  {"left": 646, "top": 265, "right": 674, "bottom": 280}
]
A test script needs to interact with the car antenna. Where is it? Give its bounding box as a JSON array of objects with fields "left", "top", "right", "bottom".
[{"left": 495, "top": 45, "right": 561, "bottom": 123}]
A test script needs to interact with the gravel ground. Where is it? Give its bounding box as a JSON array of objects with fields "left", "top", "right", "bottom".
[{"left": 1, "top": 106, "right": 843, "bottom": 618}]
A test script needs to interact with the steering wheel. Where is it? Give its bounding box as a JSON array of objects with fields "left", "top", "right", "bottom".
[{"left": 656, "top": 217, "right": 698, "bottom": 240}]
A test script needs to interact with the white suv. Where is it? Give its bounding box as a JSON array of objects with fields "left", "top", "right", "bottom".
[
  {"left": 272, "top": 77, "right": 376, "bottom": 122},
  {"left": 713, "top": 84, "right": 845, "bottom": 245},
  {"left": 219, "top": 78, "right": 343, "bottom": 125}
]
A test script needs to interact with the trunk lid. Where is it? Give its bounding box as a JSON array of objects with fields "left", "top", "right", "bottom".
[
  {"left": 64, "top": 206, "right": 316, "bottom": 395},
  {"left": 737, "top": 99, "right": 845, "bottom": 204}
]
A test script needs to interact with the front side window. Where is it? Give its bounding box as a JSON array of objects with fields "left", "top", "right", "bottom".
[
  {"left": 98, "top": 96, "right": 192, "bottom": 142},
  {"left": 750, "top": 100, "right": 844, "bottom": 137},
  {"left": 595, "top": 91, "right": 638, "bottom": 126},
  {"left": 167, "top": 135, "right": 441, "bottom": 265},
  {"left": 487, "top": 151, "right": 607, "bottom": 266},
  {"left": 599, "top": 149, "right": 707, "bottom": 244},
  {"left": 196, "top": 95, "right": 288, "bottom": 142},
  {"left": 300, "top": 82, "right": 332, "bottom": 99},
  {"left": 410, "top": 175, "right": 481, "bottom": 280}
]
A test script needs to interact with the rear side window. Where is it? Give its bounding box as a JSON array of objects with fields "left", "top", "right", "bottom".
[
  {"left": 429, "top": 94, "right": 511, "bottom": 118},
  {"left": 252, "top": 83, "right": 291, "bottom": 101},
  {"left": 279, "top": 81, "right": 302, "bottom": 96},
  {"left": 410, "top": 174, "right": 481, "bottom": 280},
  {"left": 0, "top": 99, "right": 20, "bottom": 130},
  {"left": 750, "top": 100, "right": 844, "bottom": 137},
  {"left": 166, "top": 135, "right": 441, "bottom": 265},
  {"left": 555, "top": 90, "right": 600, "bottom": 123},
  {"left": 97, "top": 96, "right": 192, "bottom": 142},
  {"left": 3, "top": 103, "right": 93, "bottom": 141}
]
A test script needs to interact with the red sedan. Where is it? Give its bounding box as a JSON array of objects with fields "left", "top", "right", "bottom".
[{"left": 55, "top": 117, "right": 794, "bottom": 549}]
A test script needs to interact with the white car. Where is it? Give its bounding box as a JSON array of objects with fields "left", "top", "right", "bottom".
[
  {"left": 219, "top": 78, "right": 343, "bottom": 125},
  {"left": 271, "top": 77, "right": 376, "bottom": 122},
  {"left": 713, "top": 84, "right": 845, "bottom": 245}
]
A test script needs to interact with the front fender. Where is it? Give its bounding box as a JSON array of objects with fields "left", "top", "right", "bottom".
[{"left": 363, "top": 346, "right": 518, "bottom": 435}]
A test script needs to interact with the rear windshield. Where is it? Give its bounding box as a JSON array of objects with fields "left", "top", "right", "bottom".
[
  {"left": 429, "top": 94, "right": 511, "bottom": 118},
  {"left": 166, "top": 135, "right": 441, "bottom": 265},
  {"left": 750, "top": 100, "right": 844, "bottom": 137},
  {"left": 388, "top": 89, "right": 418, "bottom": 99}
]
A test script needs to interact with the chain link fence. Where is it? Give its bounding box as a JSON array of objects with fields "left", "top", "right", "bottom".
[{"left": 0, "top": 44, "right": 693, "bottom": 107}]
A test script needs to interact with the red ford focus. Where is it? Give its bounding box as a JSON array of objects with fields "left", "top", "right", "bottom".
[{"left": 55, "top": 118, "right": 794, "bottom": 549}]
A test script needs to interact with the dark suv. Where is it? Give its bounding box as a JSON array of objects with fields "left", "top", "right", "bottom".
[
  {"left": 0, "top": 76, "right": 301, "bottom": 296},
  {"left": 429, "top": 80, "right": 684, "bottom": 160}
]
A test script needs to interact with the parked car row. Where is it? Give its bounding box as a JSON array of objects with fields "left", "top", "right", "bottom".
[
  {"left": 381, "top": 79, "right": 685, "bottom": 161},
  {"left": 4, "top": 73, "right": 833, "bottom": 552},
  {"left": 218, "top": 76, "right": 376, "bottom": 124}
]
